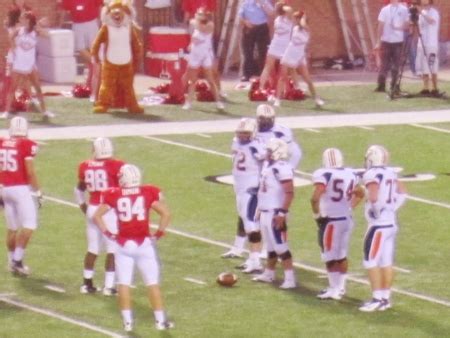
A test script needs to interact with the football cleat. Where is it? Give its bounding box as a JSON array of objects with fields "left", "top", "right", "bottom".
[
  {"left": 279, "top": 279, "right": 297, "bottom": 289},
  {"left": 252, "top": 272, "right": 275, "bottom": 283},
  {"left": 242, "top": 262, "right": 264, "bottom": 274},
  {"left": 379, "top": 299, "right": 392, "bottom": 311},
  {"left": 182, "top": 101, "right": 191, "bottom": 110},
  {"left": 315, "top": 97, "right": 325, "bottom": 108},
  {"left": 123, "top": 322, "right": 133, "bottom": 332},
  {"left": 12, "top": 261, "right": 30, "bottom": 276},
  {"left": 235, "top": 262, "right": 248, "bottom": 270},
  {"left": 221, "top": 249, "right": 244, "bottom": 259},
  {"left": 216, "top": 101, "right": 225, "bottom": 110},
  {"left": 80, "top": 284, "right": 98, "bottom": 294},
  {"left": 43, "top": 111, "right": 56, "bottom": 118},
  {"left": 317, "top": 288, "right": 342, "bottom": 300},
  {"left": 102, "top": 287, "right": 117, "bottom": 296},
  {"left": 359, "top": 298, "right": 384, "bottom": 312},
  {"left": 155, "top": 320, "right": 175, "bottom": 331},
  {"left": 273, "top": 99, "right": 281, "bottom": 107}
]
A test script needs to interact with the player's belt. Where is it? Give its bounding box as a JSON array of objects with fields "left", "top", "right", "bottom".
[{"left": 327, "top": 216, "right": 347, "bottom": 221}]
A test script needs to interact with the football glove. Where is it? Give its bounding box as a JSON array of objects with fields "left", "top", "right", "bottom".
[
  {"left": 103, "top": 230, "right": 117, "bottom": 241},
  {"left": 32, "top": 190, "right": 43, "bottom": 209}
]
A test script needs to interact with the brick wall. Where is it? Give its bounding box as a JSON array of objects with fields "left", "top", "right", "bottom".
[{"left": 1, "top": 0, "right": 449, "bottom": 72}]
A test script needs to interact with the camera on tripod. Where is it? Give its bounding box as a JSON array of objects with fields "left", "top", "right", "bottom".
[{"left": 409, "top": 5, "right": 419, "bottom": 23}]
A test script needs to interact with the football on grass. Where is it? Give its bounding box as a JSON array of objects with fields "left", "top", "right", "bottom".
[{"left": 217, "top": 272, "right": 238, "bottom": 287}]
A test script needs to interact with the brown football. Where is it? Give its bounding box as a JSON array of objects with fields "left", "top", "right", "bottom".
[{"left": 216, "top": 272, "right": 238, "bottom": 287}]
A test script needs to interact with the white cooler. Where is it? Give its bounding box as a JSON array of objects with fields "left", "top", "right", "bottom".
[
  {"left": 37, "top": 29, "right": 74, "bottom": 57},
  {"left": 37, "top": 55, "right": 76, "bottom": 83}
]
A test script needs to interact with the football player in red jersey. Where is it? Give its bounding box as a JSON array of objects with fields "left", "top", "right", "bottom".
[
  {"left": 94, "top": 164, "right": 174, "bottom": 332},
  {"left": 0, "top": 116, "right": 41, "bottom": 276},
  {"left": 74, "top": 137, "right": 125, "bottom": 296}
]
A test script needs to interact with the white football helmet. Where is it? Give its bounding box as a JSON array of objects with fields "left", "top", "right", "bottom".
[
  {"left": 322, "top": 148, "right": 344, "bottom": 168},
  {"left": 267, "top": 138, "right": 290, "bottom": 161},
  {"left": 365, "top": 145, "right": 389, "bottom": 168},
  {"left": 9, "top": 116, "right": 28, "bottom": 137},
  {"left": 235, "top": 118, "right": 256, "bottom": 143},
  {"left": 119, "top": 164, "right": 141, "bottom": 188},
  {"left": 256, "top": 104, "right": 275, "bottom": 132},
  {"left": 93, "top": 137, "right": 113, "bottom": 159}
]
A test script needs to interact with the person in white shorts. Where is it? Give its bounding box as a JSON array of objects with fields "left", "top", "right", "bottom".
[
  {"left": 0, "top": 116, "right": 42, "bottom": 276},
  {"left": 252, "top": 138, "right": 297, "bottom": 289},
  {"left": 274, "top": 11, "right": 323, "bottom": 108},
  {"left": 311, "top": 148, "right": 358, "bottom": 300},
  {"left": 259, "top": 2, "right": 293, "bottom": 90},
  {"left": 222, "top": 118, "right": 266, "bottom": 274},
  {"left": 94, "top": 164, "right": 174, "bottom": 332},
  {"left": 75, "top": 138, "right": 125, "bottom": 296},
  {"left": 354, "top": 145, "right": 407, "bottom": 312},
  {"left": 415, "top": 0, "right": 440, "bottom": 96},
  {"left": 1, "top": 11, "right": 54, "bottom": 119},
  {"left": 183, "top": 7, "right": 224, "bottom": 111}
]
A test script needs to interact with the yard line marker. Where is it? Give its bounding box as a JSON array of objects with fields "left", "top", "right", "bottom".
[
  {"left": 406, "top": 194, "right": 450, "bottom": 210},
  {"left": 0, "top": 296, "right": 124, "bottom": 337},
  {"left": 184, "top": 277, "right": 207, "bottom": 285},
  {"left": 44, "top": 195, "right": 450, "bottom": 308},
  {"left": 410, "top": 124, "right": 450, "bottom": 134},
  {"left": 196, "top": 133, "right": 212, "bottom": 138},
  {"left": 357, "top": 126, "right": 374, "bottom": 130},
  {"left": 303, "top": 128, "right": 321, "bottom": 133},
  {"left": 0, "top": 293, "right": 16, "bottom": 297},
  {"left": 393, "top": 266, "right": 412, "bottom": 273},
  {"left": 44, "top": 285, "right": 66, "bottom": 293},
  {"left": 36, "top": 140, "right": 48, "bottom": 145}
]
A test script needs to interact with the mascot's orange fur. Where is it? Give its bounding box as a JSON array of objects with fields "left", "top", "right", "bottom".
[{"left": 91, "top": 0, "right": 143, "bottom": 114}]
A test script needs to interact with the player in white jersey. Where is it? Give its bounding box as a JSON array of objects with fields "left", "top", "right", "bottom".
[
  {"left": 274, "top": 11, "right": 324, "bottom": 108},
  {"left": 255, "top": 104, "right": 302, "bottom": 169},
  {"left": 415, "top": 0, "right": 440, "bottom": 96},
  {"left": 252, "top": 138, "right": 296, "bottom": 289},
  {"left": 311, "top": 148, "right": 357, "bottom": 300},
  {"left": 355, "top": 145, "right": 406, "bottom": 312},
  {"left": 183, "top": 7, "right": 224, "bottom": 111},
  {"left": 259, "top": 3, "right": 293, "bottom": 90},
  {"left": 222, "top": 118, "right": 266, "bottom": 273}
]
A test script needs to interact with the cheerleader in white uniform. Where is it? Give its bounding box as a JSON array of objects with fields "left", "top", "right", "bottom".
[
  {"left": 183, "top": 8, "right": 224, "bottom": 110},
  {"left": 274, "top": 11, "right": 323, "bottom": 108},
  {"left": 1, "top": 11, "right": 54, "bottom": 119},
  {"left": 259, "top": 2, "right": 293, "bottom": 90}
]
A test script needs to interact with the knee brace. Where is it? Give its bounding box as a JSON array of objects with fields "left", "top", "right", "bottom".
[
  {"left": 268, "top": 251, "right": 277, "bottom": 259},
  {"left": 237, "top": 217, "right": 246, "bottom": 237},
  {"left": 248, "top": 231, "right": 261, "bottom": 243},
  {"left": 279, "top": 250, "right": 292, "bottom": 261}
]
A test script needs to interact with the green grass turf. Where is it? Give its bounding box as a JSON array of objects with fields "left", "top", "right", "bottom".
[
  {"left": 2, "top": 124, "right": 450, "bottom": 337},
  {"left": 1, "top": 81, "right": 449, "bottom": 129}
]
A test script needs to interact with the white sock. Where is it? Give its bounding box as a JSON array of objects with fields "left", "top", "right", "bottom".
[
  {"left": 338, "top": 273, "right": 347, "bottom": 291},
  {"left": 249, "top": 251, "right": 260, "bottom": 264},
  {"left": 328, "top": 272, "right": 340, "bottom": 289},
  {"left": 121, "top": 309, "right": 133, "bottom": 323},
  {"left": 104, "top": 271, "right": 115, "bottom": 289},
  {"left": 264, "top": 269, "right": 275, "bottom": 278},
  {"left": 83, "top": 269, "right": 94, "bottom": 279},
  {"left": 233, "top": 236, "right": 246, "bottom": 251},
  {"left": 154, "top": 310, "right": 166, "bottom": 323},
  {"left": 13, "top": 247, "right": 24, "bottom": 262},
  {"left": 381, "top": 289, "right": 391, "bottom": 300},
  {"left": 373, "top": 290, "right": 383, "bottom": 300},
  {"left": 284, "top": 269, "right": 295, "bottom": 282}
]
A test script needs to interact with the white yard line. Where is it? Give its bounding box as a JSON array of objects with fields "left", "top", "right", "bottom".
[
  {"left": 183, "top": 277, "right": 207, "bottom": 285},
  {"left": 410, "top": 124, "right": 450, "bottom": 134},
  {"left": 43, "top": 194, "right": 450, "bottom": 308},
  {"left": 44, "top": 285, "right": 67, "bottom": 293},
  {"left": 2, "top": 110, "right": 450, "bottom": 140},
  {"left": 357, "top": 126, "right": 374, "bottom": 130},
  {"left": 393, "top": 266, "right": 412, "bottom": 273},
  {"left": 196, "top": 133, "right": 212, "bottom": 138},
  {"left": 303, "top": 128, "right": 321, "bottom": 133},
  {"left": 0, "top": 296, "right": 124, "bottom": 337},
  {"left": 406, "top": 195, "right": 450, "bottom": 210}
]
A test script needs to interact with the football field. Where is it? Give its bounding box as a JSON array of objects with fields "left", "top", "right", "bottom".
[{"left": 2, "top": 111, "right": 450, "bottom": 337}]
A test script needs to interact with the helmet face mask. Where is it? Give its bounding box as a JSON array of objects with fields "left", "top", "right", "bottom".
[
  {"left": 267, "top": 138, "right": 289, "bottom": 161},
  {"left": 256, "top": 104, "right": 275, "bottom": 132},
  {"left": 235, "top": 118, "right": 256, "bottom": 144},
  {"left": 93, "top": 137, "right": 113, "bottom": 160},
  {"left": 365, "top": 145, "right": 389, "bottom": 168},
  {"left": 9, "top": 116, "right": 28, "bottom": 137},
  {"left": 322, "top": 148, "right": 344, "bottom": 168},
  {"left": 119, "top": 164, "right": 142, "bottom": 188}
]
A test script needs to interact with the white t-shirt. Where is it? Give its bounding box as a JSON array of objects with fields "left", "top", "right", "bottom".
[
  {"left": 378, "top": 4, "right": 409, "bottom": 43},
  {"left": 418, "top": 7, "right": 440, "bottom": 49}
]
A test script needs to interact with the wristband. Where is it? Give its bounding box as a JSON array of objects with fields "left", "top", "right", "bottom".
[
  {"left": 103, "top": 230, "right": 117, "bottom": 240},
  {"left": 154, "top": 229, "right": 165, "bottom": 239}
]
